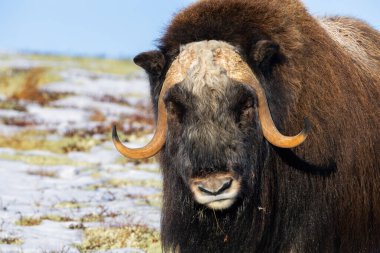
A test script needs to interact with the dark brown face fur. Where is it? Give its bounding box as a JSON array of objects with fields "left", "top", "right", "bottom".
[
  {"left": 134, "top": 0, "right": 380, "bottom": 252},
  {"left": 164, "top": 80, "right": 264, "bottom": 209},
  {"left": 154, "top": 39, "right": 276, "bottom": 210}
]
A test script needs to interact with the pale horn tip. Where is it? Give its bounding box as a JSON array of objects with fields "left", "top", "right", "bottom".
[
  {"left": 302, "top": 118, "right": 312, "bottom": 136},
  {"left": 112, "top": 125, "right": 119, "bottom": 142}
]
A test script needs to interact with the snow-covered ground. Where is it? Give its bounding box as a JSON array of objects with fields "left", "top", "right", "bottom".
[{"left": 0, "top": 53, "right": 161, "bottom": 252}]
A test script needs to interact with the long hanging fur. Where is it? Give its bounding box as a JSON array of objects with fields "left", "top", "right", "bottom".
[{"left": 138, "top": 0, "right": 380, "bottom": 252}]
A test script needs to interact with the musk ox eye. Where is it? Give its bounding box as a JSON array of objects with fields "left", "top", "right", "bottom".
[
  {"left": 166, "top": 100, "right": 187, "bottom": 122},
  {"left": 236, "top": 100, "right": 255, "bottom": 124},
  {"left": 230, "top": 90, "right": 256, "bottom": 124},
  {"left": 164, "top": 87, "right": 188, "bottom": 123}
]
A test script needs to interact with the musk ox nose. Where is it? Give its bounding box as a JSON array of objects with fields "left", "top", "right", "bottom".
[
  {"left": 190, "top": 173, "right": 241, "bottom": 210},
  {"left": 196, "top": 178, "right": 233, "bottom": 196}
]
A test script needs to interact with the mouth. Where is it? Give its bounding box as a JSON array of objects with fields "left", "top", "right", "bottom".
[
  {"left": 202, "top": 197, "right": 237, "bottom": 210},
  {"left": 189, "top": 172, "right": 241, "bottom": 210}
]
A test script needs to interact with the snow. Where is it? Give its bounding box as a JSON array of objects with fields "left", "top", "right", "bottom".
[
  {"left": 0, "top": 110, "right": 26, "bottom": 118},
  {"left": 43, "top": 74, "right": 149, "bottom": 98},
  {"left": 67, "top": 144, "right": 120, "bottom": 165},
  {"left": 27, "top": 105, "right": 90, "bottom": 124},
  {"left": 0, "top": 143, "right": 161, "bottom": 251},
  {"left": 0, "top": 125, "right": 23, "bottom": 135},
  {"left": 0, "top": 54, "right": 161, "bottom": 252},
  {"left": 51, "top": 95, "right": 138, "bottom": 116}
]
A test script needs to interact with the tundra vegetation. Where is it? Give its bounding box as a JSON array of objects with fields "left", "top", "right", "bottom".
[{"left": 0, "top": 52, "right": 161, "bottom": 252}]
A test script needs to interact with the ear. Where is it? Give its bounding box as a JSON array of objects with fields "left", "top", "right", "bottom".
[
  {"left": 133, "top": 50, "right": 165, "bottom": 76},
  {"left": 250, "top": 40, "right": 280, "bottom": 69}
]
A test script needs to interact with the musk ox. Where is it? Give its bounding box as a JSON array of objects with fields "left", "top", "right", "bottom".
[{"left": 113, "top": 0, "right": 380, "bottom": 252}]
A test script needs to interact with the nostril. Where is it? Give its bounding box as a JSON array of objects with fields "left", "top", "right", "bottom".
[
  {"left": 197, "top": 179, "right": 233, "bottom": 196},
  {"left": 198, "top": 185, "right": 215, "bottom": 195},
  {"left": 217, "top": 179, "right": 233, "bottom": 194}
]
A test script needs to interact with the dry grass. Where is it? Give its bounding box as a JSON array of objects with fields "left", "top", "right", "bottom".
[
  {"left": 41, "top": 215, "right": 74, "bottom": 222},
  {"left": 11, "top": 67, "right": 47, "bottom": 103},
  {"left": 76, "top": 225, "right": 160, "bottom": 252},
  {"left": 0, "top": 130, "right": 100, "bottom": 154},
  {"left": 89, "top": 110, "right": 106, "bottom": 122},
  {"left": 86, "top": 178, "right": 162, "bottom": 191},
  {"left": 0, "top": 152, "right": 90, "bottom": 167},
  {"left": 16, "top": 216, "right": 42, "bottom": 226},
  {"left": 16, "top": 215, "right": 76, "bottom": 227},
  {"left": 53, "top": 200, "right": 84, "bottom": 209},
  {"left": 68, "top": 223, "right": 85, "bottom": 230},
  {"left": 0, "top": 67, "right": 62, "bottom": 102},
  {"left": 41, "top": 247, "right": 72, "bottom": 253},
  {"left": 0, "top": 100, "right": 26, "bottom": 111},
  {"left": 107, "top": 178, "right": 162, "bottom": 189},
  {"left": 0, "top": 236, "right": 23, "bottom": 245},
  {"left": 25, "top": 54, "right": 138, "bottom": 75},
  {"left": 79, "top": 206, "right": 119, "bottom": 223},
  {"left": 27, "top": 169, "right": 58, "bottom": 178},
  {"left": 80, "top": 213, "right": 106, "bottom": 223},
  {"left": 135, "top": 194, "right": 162, "bottom": 208}
]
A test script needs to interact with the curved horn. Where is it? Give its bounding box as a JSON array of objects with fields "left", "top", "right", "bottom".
[
  {"left": 215, "top": 48, "right": 309, "bottom": 148},
  {"left": 113, "top": 58, "right": 187, "bottom": 159}
]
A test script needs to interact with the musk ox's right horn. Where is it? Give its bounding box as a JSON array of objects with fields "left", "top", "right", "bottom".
[
  {"left": 112, "top": 57, "right": 188, "bottom": 159},
  {"left": 215, "top": 47, "right": 310, "bottom": 148}
]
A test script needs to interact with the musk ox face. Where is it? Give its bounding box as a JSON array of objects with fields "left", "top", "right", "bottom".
[
  {"left": 163, "top": 41, "right": 263, "bottom": 210},
  {"left": 164, "top": 79, "right": 260, "bottom": 210},
  {"left": 112, "top": 41, "right": 309, "bottom": 210},
  {"left": 113, "top": 39, "right": 308, "bottom": 210}
]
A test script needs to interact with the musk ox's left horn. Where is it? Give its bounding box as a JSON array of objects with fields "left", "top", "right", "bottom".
[
  {"left": 215, "top": 47, "right": 310, "bottom": 148},
  {"left": 112, "top": 58, "right": 187, "bottom": 159}
]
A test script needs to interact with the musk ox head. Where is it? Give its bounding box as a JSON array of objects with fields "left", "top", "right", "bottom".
[{"left": 113, "top": 40, "right": 309, "bottom": 210}]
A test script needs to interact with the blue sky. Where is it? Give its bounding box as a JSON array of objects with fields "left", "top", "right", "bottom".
[{"left": 0, "top": 0, "right": 379, "bottom": 58}]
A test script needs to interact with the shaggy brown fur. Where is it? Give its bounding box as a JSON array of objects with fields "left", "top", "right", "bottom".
[{"left": 135, "top": 0, "right": 380, "bottom": 252}]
